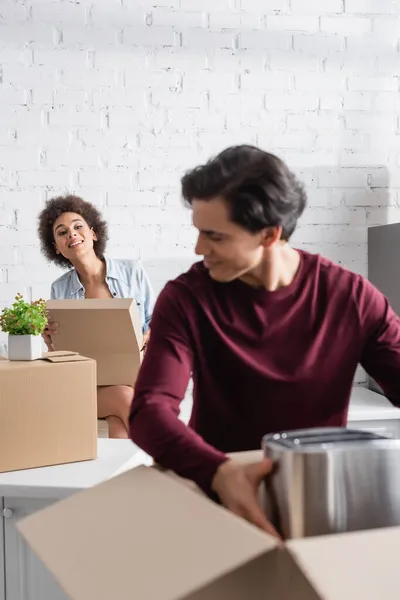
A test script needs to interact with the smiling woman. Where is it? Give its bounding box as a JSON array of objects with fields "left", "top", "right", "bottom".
[{"left": 37, "top": 195, "right": 155, "bottom": 439}]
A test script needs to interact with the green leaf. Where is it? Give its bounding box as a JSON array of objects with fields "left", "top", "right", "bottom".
[{"left": 0, "top": 294, "right": 48, "bottom": 335}]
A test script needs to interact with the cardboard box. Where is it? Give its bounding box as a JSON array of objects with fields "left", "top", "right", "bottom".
[
  {"left": 0, "top": 351, "right": 97, "bottom": 472},
  {"left": 47, "top": 299, "right": 143, "bottom": 387},
  {"left": 17, "top": 450, "right": 400, "bottom": 599}
]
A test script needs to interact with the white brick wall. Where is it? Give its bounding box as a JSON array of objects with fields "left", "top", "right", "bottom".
[{"left": 0, "top": 0, "right": 399, "bottom": 387}]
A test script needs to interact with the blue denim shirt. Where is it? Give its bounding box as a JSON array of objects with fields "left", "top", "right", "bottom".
[{"left": 50, "top": 257, "right": 154, "bottom": 333}]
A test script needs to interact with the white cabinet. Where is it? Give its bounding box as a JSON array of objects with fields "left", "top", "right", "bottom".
[
  {"left": 2, "top": 497, "right": 68, "bottom": 600},
  {"left": 0, "top": 439, "right": 147, "bottom": 600},
  {"left": 0, "top": 499, "right": 5, "bottom": 600}
]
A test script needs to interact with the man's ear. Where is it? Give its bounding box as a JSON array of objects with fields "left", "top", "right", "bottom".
[{"left": 261, "top": 226, "right": 283, "bottom": 248}]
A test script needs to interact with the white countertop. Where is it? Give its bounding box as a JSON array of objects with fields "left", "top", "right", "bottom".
[
  {"left": 0, "top": 439, "right": 151, "bottom": 499},
  {"left": 0, "top": 388, "right": 399, "bottom": 500},
  {"left": 348, "top": 386, "right": 400, "bottom": 421},
  {"left": 180, "top": 386, "right": 400, "bottom": 426}
]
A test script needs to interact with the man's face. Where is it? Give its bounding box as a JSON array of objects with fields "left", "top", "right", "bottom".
[{"left": 192, "top": 197, "right": 267, "bottom": 283}]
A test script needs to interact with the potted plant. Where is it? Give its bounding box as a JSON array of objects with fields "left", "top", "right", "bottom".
[{"left": 0, "top": 293, "right": 48, "bottom": 361}]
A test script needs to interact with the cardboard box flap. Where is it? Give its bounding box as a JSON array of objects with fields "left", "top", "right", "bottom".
[
  {"left": 46, "top": 299, "right": 142, "bottom": 386},
  {"left": 18, "top": 465, "right": 277, "bottom": 600},
  {"left": 46, "top": 298, "right": 143, "bottom": 354},
  {"left": 228, "top": 449, "right": 263, "bottom": 463},
  {"left": 42, "top": 351, "right": 90, "bottom": 363},
  {"left": 287, "top": 526, "right": 400, "bottom": 599}
]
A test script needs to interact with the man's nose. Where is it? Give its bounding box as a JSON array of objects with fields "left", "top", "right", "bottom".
[{"left": 195, "top": 236, "right": 207, "bottom": 256}]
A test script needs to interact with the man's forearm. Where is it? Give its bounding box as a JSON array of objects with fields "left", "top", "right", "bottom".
[{"left": 129, "top": 398, "right": 228, "bottom": 494}]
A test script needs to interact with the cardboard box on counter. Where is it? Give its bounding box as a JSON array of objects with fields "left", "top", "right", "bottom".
[
  {"left": 0, "top": 351, "right": 97, "bottom": 473},
  {"left": 17, "top": 449, "right": 400, "bottom": 600},
  {"left": 47, "top": 299, "right": 143, "bottom": 387}
]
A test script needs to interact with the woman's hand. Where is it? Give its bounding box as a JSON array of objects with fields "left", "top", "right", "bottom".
[
  {"left": 42, "top": 321, "right": 58, "bottom": 352},
  {"left": 141, "top": 329, "right": 151, "bottom": 353}
]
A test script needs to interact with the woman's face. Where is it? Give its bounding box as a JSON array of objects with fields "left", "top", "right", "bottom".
[{"left": 52, "top": 212, "right": 97, "bottom": 263}]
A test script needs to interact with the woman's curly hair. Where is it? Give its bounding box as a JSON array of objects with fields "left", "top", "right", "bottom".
[{"left": 38, "top": 195, "right": 108, "bottom": 268}]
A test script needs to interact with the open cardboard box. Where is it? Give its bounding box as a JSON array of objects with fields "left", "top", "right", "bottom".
[
  {"left": 17, "top": 449, "right": 400, "bottom": 599},
  {"left": 47, "top": 298, "right": 143, "bottom": 387},
  {"left": 0, "top": 351, "right": 97, "bottom": 472}
]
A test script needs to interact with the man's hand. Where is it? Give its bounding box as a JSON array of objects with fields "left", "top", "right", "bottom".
[
  {"left": 42, "top": 321, "right": 58, "bottom": 352},
  {"left": 211, "top": 459, "right": 281, "bottom": 539}
]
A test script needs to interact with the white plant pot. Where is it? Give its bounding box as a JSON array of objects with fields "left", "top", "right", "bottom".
[{"left": 7, "top": 334, "right": 43, "bottom": 361}]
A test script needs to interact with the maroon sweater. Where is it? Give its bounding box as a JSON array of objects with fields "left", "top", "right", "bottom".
[{"left": 129, "top": 251, "right": 400, "bottom": 492}]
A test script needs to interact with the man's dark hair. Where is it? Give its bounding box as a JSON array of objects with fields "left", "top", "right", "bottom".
[
  {"left": 37, "top": 195, "right": 108, "bottom": 268},
  {"left": 181, "top": 145, "right": 307, "bottom": 241}
]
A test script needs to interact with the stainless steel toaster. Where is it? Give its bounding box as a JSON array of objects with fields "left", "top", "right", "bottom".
[{"left": 262, "top": 427, "right": 400, "bottom": 539}]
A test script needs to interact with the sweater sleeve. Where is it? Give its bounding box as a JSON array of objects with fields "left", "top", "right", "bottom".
[
  {"left": 129, "top": 281, "right": 228, "bottom": 493},
  {"left": 359, "top": 278, "right": 400, "bottom": 405}
]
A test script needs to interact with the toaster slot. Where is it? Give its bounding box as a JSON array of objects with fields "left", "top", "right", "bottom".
[{"left": 264, "top": 427, "right": 386, "bottom": 449}]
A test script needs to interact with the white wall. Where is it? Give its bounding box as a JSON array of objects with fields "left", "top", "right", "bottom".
[{"left": 1, "top": 0, "right": 400, "bottom": 369}]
